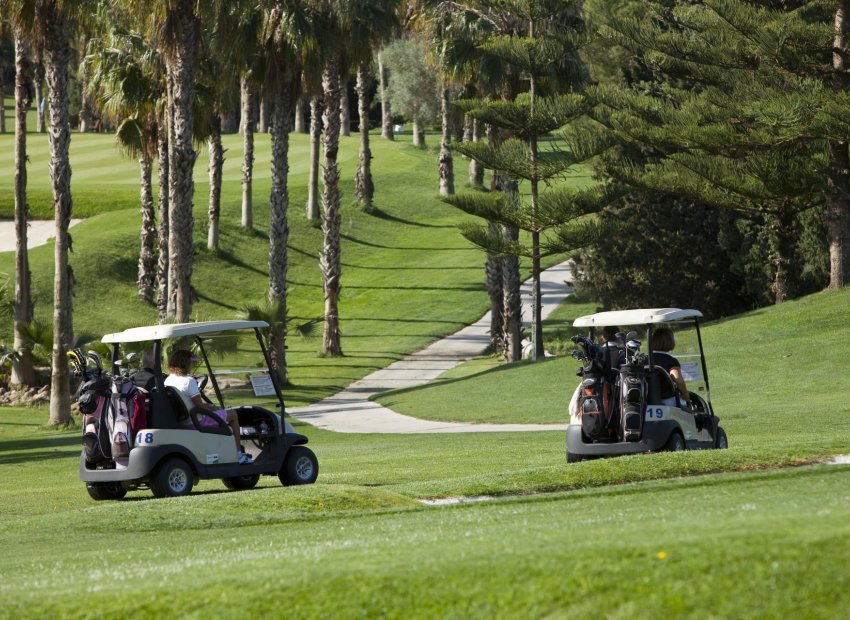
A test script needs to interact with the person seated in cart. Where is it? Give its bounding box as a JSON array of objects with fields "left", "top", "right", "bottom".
[
  {"left": 649, "top": 326, "right": 690, "bottom": 408},
  {"left": 164, "top": 349, "right": 253, "bottom": 464}
]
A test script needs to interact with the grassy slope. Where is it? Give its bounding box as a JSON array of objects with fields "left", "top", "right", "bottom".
[{"left": 0, "top": 130, "right": 581, "bottom": 406}]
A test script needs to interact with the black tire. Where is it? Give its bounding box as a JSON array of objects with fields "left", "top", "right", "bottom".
[
  {"left": 664, "top": 431, "right": 685, "bottom": 452},
  {"left": 715, "top": 427, "right": 729, "bottom": 449},
  {"left": 222, "top": 474, "right": 261, "bottom": 491},
  {"left": 86, "top": 482, "right": 127, "bottom": 501},
  {"left": 279, "top": 446, "right": 319, "bottom": 486},
  {"left": 150, "top": 458, "right": 194, "bottom": 498},
  {"left": 566, "top": 451, "right": 584, "bottom": 463}
]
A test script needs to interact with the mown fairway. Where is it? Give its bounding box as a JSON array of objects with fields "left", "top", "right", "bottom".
[
  {"left": 2, "top": 130, "right": 850, "bottom": 618},
  {"left": 1, "top": 404, "right": 849, "bottom": 619}
]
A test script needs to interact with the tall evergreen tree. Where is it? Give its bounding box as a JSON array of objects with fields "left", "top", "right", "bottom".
[
  {"left": 447, "top": 0, "right": 609, "bottom": 360},
  {"left": 588, "top": 0, "right": 847, "bottom": 302}
]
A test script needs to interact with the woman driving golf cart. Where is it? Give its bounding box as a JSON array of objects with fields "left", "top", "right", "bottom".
[
  {"left": 165, "top": 349, "right": 253, "bottom": 464},
  {"left": 649, "top": 326, "right": 690, "bottom": 408}
]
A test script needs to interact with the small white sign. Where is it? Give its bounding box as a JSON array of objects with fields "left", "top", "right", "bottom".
[
  {"left": 206, "top": 454, "right": 219, "bottom": 464},
  {"left": 250, "top": 374, "right": 276, "bottom": 397},
  {"left": 680, "top": 362, "right": 701, "bottom": 382}
]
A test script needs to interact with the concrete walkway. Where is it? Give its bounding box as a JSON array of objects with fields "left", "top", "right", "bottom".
[{"left": 288, "top": 261, "right": 573, "bottom": 433}]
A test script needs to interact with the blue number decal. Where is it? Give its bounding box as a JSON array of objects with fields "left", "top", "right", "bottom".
[
  {"left": 646, "top": 408, "right": 664, "bottom": 419},
  {"left": 136, "top": 432, "right": 143, "bottom": 445},
  {"left": 144, "top": 432, "right": 154, "bottom": 444}
]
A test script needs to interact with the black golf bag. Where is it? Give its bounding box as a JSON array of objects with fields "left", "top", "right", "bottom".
[{"left": 618, "top": 359, "right": 647, "bottom": 442}]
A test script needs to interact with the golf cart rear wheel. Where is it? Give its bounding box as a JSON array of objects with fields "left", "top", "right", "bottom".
[
  {"left": 279, "top": 446, "right": 319, "bottom": 486},
  {"left": 151, "top": 457, "right": 194, "bottom": 498},
  {"left": 566, "top": 451, "right": 585, "bottom": 463},
  {"left": 715, "top": 427, "right": 729, "bottom": 449},
  {"left": 664, "top": 432, "right": 685, "bottom": 452},
  {"left": 223, "top": 474, "right": 261, "bottom": 491},
  {"left": 86, "top": 482, "right": 127, "bottom": 501}
]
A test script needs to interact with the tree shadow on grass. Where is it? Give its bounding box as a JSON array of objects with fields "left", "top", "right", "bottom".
[
  {"left": 0, "top": 433, "right": 81, "bottom": 465},
  {"left": 368, "top": 207, "right": 455, "bottom": 229}
]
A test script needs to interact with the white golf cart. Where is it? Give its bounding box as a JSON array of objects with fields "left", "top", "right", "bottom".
[
  {"left": 566, "top": 308, "right": 727, "bottom": 462},
  {"left": 78, "top": 320, "right": 318, "bottom": 499}
]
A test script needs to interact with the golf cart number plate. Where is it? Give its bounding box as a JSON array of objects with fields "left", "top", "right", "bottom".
[{"left": 645, "top": 407, "right": 664, "bottom": 420}]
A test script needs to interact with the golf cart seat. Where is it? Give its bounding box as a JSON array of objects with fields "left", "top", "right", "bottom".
[
  {"left": 160, "top": 386, "right": 232, "bottom": 436},
  {"left": 646, "top": 367, "right": 679, "bottom": 407}
]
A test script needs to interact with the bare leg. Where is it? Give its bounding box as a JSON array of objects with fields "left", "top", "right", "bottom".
[{"left": 226, "top": 410, "right": 241, "bottom": 453}]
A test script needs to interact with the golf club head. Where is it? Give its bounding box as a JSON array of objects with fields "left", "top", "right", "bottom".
[
  {"left": 67, "top": 348, "right": 87, "bottom": 376},
  {"left": 87, "top": 351, "right": 103, "bottom": 371}
]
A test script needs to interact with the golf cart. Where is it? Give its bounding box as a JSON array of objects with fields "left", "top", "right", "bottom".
[
  {"left": 566, "top": 308, "right": 727, "bottom": 462},
  {"left": 77, "top": 320, "right": 318, "bottom": 499}
]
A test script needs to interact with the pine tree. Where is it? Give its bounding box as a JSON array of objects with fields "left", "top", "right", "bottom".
[
  {"left": 445, "top": 0, "right": 616, "bottom": 360},
  {"left": 588, "top": 0, "right": 846, "bottom": 301}
]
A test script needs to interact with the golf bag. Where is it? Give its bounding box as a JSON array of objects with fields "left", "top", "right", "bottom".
[
  {"left": 618, "top": 359, "right": 647, "bottom": 442},
  {"left": 571, "top": 336, "right": 620, "bottom": 440},
  {"left": 72, "top": 349, "right": 147, "bottom": 464}
]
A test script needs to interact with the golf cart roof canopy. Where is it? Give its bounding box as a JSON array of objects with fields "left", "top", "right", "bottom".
[
  {"left": 102, "top": 320, "right": 269, "bottom": 344},
  {"left": 573, "top": 308, "right": 703, "bottom": 328}
]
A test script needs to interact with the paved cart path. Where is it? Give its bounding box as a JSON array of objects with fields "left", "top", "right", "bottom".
[{"left": 288, "top": 261, "right": 573, "bottom": 434}]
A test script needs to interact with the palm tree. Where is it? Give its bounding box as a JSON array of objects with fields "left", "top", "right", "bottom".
[
  {"left": 351, "top": 0, "right": 400, "bottom": 208},
  {"left": 10, "top": 28, "right": 35, "bottom": 387},
  {"left": 81, "top": 28, "right": 166, "bottom": 304},
  {"left": 306, "top": 92, "right": 322, "bottom": 221},
  {"left": 260, "top": 1, "right": 310, "bottom": 382},
  {"left": 7, "top": 0, "right": 86, "bottom": 425},
  {"left": 240, "top": 73, "right": 256, "bottom": 229}
]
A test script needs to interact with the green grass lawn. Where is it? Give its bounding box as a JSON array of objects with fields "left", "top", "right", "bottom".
[{"left": 2, "top": 404, "right": 850, "bottom": 619}]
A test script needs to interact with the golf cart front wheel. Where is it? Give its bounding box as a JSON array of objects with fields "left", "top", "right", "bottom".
[
  {"left": 151, "top": 458, "right": 194, "bottom": 498},
  {"left": 279, "top": 446, "right": 319, "bottom": 486},
  {"left": 223, "top": 474, "right": 261, "bottom": 491},
  {"left": 664, "top": 432, "right": 685, "bottom": 452},
  {"left": 715, "top": 427, "right": 729, "bottom": 449},
  {"left": 86, "top": 482, "right": 127, "bottom": 501}
]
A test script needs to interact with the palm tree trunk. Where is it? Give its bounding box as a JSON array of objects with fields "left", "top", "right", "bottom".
[
  {"left": 354, "top": 64, "right": 374, "bottom": 207},
  {"left": 11, "top": 32, "right": 35, "bottom": 387},
  {"left": 241, "top": 75, "right": 255, "bottom": 229},
  {"left": 438, "top": 85, "right": 454, "bottom": 196},
  {"left": 413, "top": 117, "right": 425, "bottom": 147},
  {"left": 378, "top": 54, "right": 393, "bottom": 140},
  {"left": 44, "top": 11, "right": 74, "bottom": 426},
  {"left": 485, "top": 223, "right": 504, "bottom": 355},
  {"left": 34, "top": 61, "right": 46, "bottom": 134},
  {"left": 258, "top": 93, "right": 270, "bottom": 133},
  {"left": 827, "top": 2, "right": 850, "bottom": 289},
  {"left": 0, "top": 60, "right": 6, "bottom": 134},
  {"left": 137, "top": 150, "right": 157, "bottom": 302},
  {"left": 207, "top": 113, "right": 223, "bottom": 250},
  {"left": 268, "top": 86, "right": 293, "bottom": 384},
  {"left": 321, "top": 60, "right": 344, "bottom": 357},
  {"left": 306, "top": 94, "right": 321, "bottom": 221},
  {"left": 156, "top": 124, "right": 170, "bottom": 323},
  {"left": 340, "top": 81, "right": 350, "bottom": 137},
  {"left": 469, "top": 118, "right": 484, "bottom": 187},
  {"left": 166, "top": 0, "right": 198, "bottom": 323},
  {"left": 294, "top": 95, "right": 306, "bottom": 133}
]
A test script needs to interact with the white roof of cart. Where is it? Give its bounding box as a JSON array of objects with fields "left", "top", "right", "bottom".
[
  {"left": 102, "top": 320, "right": 269, "bottom": 343},
  {"left": 573, "top": 308, "right": 702, "bottom": 328}
]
